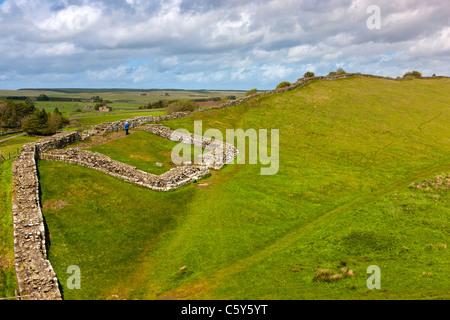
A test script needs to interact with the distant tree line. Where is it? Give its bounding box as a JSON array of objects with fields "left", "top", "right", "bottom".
[
  {"left": 0, "top": 100, "right": 36, "bottom": 129},
  {"left": 192, "top": 95, "right": 236, "bottom": 102},
  {"left": 22, "top": 107, "right": 69, "bottom": 135},
  {"left": 166, "top": 100, "right": 199, "bottom": 114},
  {"left": 139, "top": 99, "right": 172, "bottom": 110},
  {"left": 0, "top": 100, "right": 69, "bottom": 135},
  {"left": 139, "top": 95, "right": 237, "bottom": 110},
  {"left": 140, "top": 99, "right": 200, "bottom": 114}
]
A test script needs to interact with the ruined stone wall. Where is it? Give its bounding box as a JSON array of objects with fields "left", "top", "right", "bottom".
[
  {"left": 40, "top": 148, "right": 211, "bottom": 191},
  {"left": 145, "top": 124, "right": 239, "bottom": 170},
  {"left": 0, "top": 129, "right": 22, "bottom": 137},
  {"left": 11, "top": 132, "right": 81, "bottom": 300},
  {"left": 11, "top": 128, "right": 218, "bottom": 299},
  {"left": 85, "top": 112, "right": 190, "bottom": 136}
]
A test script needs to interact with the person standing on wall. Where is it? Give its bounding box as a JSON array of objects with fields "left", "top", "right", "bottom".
[{"left": 125, "top": 121, "right": 130, "bottom": 135}]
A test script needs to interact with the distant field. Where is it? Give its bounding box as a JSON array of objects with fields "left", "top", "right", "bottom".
[
  {"left": 35, "top": 76, "right": 450, "bottom": 300},
  {"left": 0, "top": 88, "right": 246, "bottom": 118}
]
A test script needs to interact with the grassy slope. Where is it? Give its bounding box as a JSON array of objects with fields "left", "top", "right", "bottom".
[{"left": 37, "top": 77, "right": 450, "bottom": 299}]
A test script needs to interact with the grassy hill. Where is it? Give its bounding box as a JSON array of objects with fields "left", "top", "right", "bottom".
[{"left": 30, "top": 76, "right": 450, "bottom": 299}]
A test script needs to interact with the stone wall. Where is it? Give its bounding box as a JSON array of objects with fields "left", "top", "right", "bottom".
[
  {"left": 84, "top": 112, "right": 190, "bottom": 137},
  {"left": 11, "top": 128, "right": 220, "bottom": 299},
  {"left": 145, "top": 124, "right": 239, "bottom": 170},
  {"left": 40, "top": 148, "right": 211, "bottom": 191},
  {"left": 11, "top": 132, "right": 81, "bottom": 300},
  {"left": 0, "top": 129, "right": 22, "bottom": 137}
]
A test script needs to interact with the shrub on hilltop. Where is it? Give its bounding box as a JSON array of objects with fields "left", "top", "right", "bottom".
[
  {"left": 244, "top": 88, "right": 258, "bottom": 96},
  {"left": 327, "top": 68, "right": 347, "bottom": 77},
  {"left": 140, "top": 99, "right": 170, "bottom": 110},
  {"left": 402, "top": 71, "right": 422, "bottom": 78},
  {"left": 276, "top": 81, "right": 292, "bottom": 89}
]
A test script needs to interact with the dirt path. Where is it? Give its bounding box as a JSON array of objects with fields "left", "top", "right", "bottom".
[{"left": 0, "top": 133, "right": 26, "bottom": 144}]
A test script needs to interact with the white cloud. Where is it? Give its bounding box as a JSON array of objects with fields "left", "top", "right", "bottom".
[
  {"left": 409, "top": 26, "right": 450, "bottom": 56},
  {"left": 32, "top": 42, "right": 82, "bottom": 57},
  {"left": 37, "top": 4, "right": 100, "bottom": 33},
  {"left": 0, "top": 0, "right": 448, "bottom": 89}
]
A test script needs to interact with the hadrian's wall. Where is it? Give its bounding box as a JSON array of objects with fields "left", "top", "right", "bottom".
[
  {"left": 11, "top": 132, "right": 81, "bottom": 300},
  {"left": 11, "top": 126, "right": 238, "bottom": 299},
  {"left": 11, "top": 123, "right": 238, "bottom": 299},
  {"left": 40, "top": 123, "right": 239, "bottom": 189}
]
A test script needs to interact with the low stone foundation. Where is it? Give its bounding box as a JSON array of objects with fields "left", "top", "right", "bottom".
[
  {"left": 40, "top": 148, "right": 211, "bottom": 191},
  {"left": 145, "top": 124, "right": 239, "bottom": 170},
  {"left": 11, "top": 128, "right": 221, "bottom": 299}
]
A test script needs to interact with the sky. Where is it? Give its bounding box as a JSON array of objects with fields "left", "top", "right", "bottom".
[{"left": 0, "top": 0, "right": 449, "bottom": 90}]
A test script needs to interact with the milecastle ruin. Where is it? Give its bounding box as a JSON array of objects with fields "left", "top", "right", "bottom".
[{"left": 11, "top": 115, "right": 238, "bottom": 299}]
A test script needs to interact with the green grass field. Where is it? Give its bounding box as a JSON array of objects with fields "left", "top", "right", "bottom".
[{"left": 4, "top": 76, "right": 450, "bottom": 300}]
